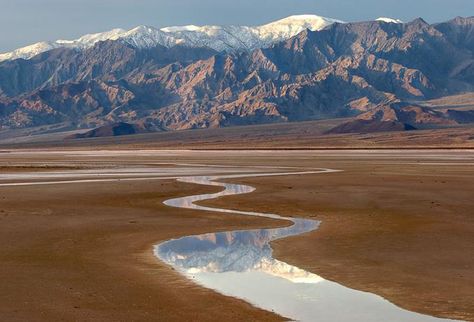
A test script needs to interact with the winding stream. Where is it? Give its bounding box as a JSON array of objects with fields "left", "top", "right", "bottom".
[{"left": 155, "top": 169, "right": 457, "bottom": 322}]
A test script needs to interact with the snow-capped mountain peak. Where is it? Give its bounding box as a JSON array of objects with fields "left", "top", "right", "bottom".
[
  {"left": 56, "top": 28, "right": 127, "bottom": 47},
  {"left": 0, "top": 14, "right": 342, "bottom": 62},
  {"left": 0, "top": 28, "right": 128, "bottom": 62},
  {"left": 0, "top": 41, "right": 62, "bottom": 62},
  {"left": 254, "top": 15, "right": 342, "bottom": 41},
  {"left": 262, "top": 14, "right": 341, "bottom": 30}
]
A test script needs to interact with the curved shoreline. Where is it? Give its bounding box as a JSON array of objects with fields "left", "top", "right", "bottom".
[{"left": 155, "top": 170, "right": 457, "bottom": 322}]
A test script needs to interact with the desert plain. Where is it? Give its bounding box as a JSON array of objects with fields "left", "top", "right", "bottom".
[{"left": 0, "top": 149, "right": 473, "bottom": 321}]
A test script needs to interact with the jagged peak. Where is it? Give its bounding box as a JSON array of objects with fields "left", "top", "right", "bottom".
[{"left": 409, "top": 17, "right": 429, "bottom": 26}]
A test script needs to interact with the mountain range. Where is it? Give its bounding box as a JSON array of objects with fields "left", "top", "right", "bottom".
[
  {"left": 0, "top": 14, "right": 473, "bottom": 136},
  {"left": 0, "top": 15, "right": 341, "bottom": 61}
]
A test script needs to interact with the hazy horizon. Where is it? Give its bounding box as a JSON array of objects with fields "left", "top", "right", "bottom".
[{"left": 0, "top": 0, "right": 473, "bottom": 52}]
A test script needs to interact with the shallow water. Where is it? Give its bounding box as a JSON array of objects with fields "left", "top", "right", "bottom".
[
  {"left": 156, "top": 171, "right": 458, "bottom": 322},
  {"left": 0, "top": 165, "right": 264, "bottom": 186}
]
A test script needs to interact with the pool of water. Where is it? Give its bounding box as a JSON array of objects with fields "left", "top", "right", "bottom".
[{"left": 155, "top": 171, "right": 457, "bottom": 322}]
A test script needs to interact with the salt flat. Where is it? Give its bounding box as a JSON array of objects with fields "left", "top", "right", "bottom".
[{"left": 0, "top": 149, "right": 472, "bottom": 321}]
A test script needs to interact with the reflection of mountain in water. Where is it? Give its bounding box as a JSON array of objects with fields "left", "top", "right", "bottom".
[
  {"left": 155, "top": 173, "right": 454, "bottom": 322},
  {"left": 157, "top": 219, "right": 322, "bottom": 283}
]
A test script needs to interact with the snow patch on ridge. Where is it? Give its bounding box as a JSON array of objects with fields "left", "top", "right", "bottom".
[{"left": 376, "top": 17, "right": 404, "bottom": 24}]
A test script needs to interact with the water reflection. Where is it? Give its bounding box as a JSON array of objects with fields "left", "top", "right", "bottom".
[
  {"left": 155, "top": 172, "right": 457, "bottom": 322},
  {"left": 158, "top": 222, "right": 322, "bottom": 284}
]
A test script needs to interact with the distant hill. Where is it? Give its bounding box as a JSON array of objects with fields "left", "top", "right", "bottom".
[
  {"left": 326, "top": 120, "right": 416, "bottom": 134},
  {"left": 67, "top": 122, "right": 140, "bottom": 139}
]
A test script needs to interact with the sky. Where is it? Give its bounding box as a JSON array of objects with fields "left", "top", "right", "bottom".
[{"left": 0, "top": 0, "right": 473, "bottom": 52}]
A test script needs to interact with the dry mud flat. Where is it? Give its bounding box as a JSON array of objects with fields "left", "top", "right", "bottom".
[{"left": 0, "top": 149, "right": 473, "bottom": 321}]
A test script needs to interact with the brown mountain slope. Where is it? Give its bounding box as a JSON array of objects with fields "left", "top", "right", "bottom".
[{"left": 0, "top": 17, "right": 473, "bottom": 133}]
